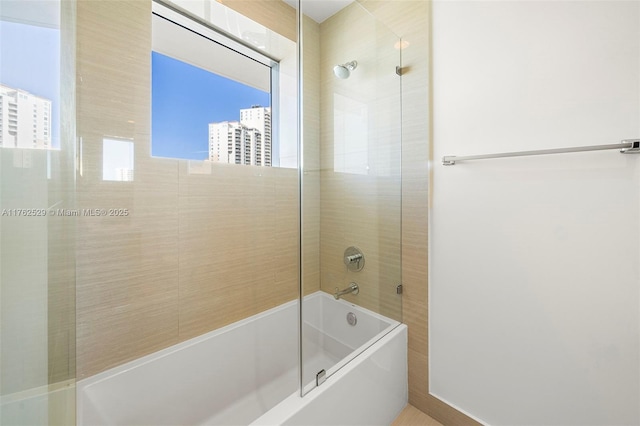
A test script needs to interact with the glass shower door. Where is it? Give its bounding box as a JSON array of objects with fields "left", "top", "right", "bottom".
[
  {"left": 299, "top": 0, "right": 403, "bottom": 395},
  {"left": 0, "top": 1, "right": 76, "bottom": 424}
]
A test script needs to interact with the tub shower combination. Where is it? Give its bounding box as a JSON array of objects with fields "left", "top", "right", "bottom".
[
  {"left": 77, "top": 292, "right": 407, "bottom": 425},
  {"left": 77, "top": 0, "right": 406, "bottom": 423}
]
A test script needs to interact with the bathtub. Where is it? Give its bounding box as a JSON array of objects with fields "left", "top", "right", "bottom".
[{"left": 77, "top": 291, "right": 407, "bottom": 425}]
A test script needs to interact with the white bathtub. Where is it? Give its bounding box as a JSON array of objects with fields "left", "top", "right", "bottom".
[{"left": 77, "top": 291, "right": 407, "bottom": 425}]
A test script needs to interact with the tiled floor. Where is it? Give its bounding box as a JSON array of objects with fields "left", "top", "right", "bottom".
[{"left": 392, "top": 404, "right": 443, "bottom": 426}]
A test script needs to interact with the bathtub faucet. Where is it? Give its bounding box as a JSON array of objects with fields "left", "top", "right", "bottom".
[{"left": 334, "top": 282, "right": 359, "bottom": 300}]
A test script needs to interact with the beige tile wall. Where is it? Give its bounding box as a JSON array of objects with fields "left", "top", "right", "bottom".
[
  {"left": 224, "top": 1, "right": 322, "bottom": 296},
  {"left": 75, "top": 0, "right": 300, "bottom": 379}
]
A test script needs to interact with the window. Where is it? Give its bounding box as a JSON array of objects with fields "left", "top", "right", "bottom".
[
  {"left": 0, "top": 11, "right": 59, "bottom": 151},
  {"left": 103, "top": 138, "right": 134, "bottom": 182},
  {"left": 151, "top": 3, "right": 278, "bottom": 167}
]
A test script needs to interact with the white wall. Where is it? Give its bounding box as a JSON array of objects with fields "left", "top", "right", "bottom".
[{"left": 430, "top": 1, "right": 640, "bottom": 425}]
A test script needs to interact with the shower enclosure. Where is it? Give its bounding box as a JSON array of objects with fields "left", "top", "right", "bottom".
[
  {"left": 298, "top": 0, "right": 403, "bottom": 395},
  {"left": 0, "top": 0, "right": 403, "bottom": 424}
]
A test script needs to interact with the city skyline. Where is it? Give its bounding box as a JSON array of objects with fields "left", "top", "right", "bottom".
[
  {"left": 0, "top": 84, "right": 52, "bottom": 150},
  {"left": 0, "top": 20, "right": 60, "bottom": 149},
  {"left": 151, "top": 51, "right": 270, "bottom": 161},
  {"left": 209, "top": 106, "right": 271, "bottom": 167}
]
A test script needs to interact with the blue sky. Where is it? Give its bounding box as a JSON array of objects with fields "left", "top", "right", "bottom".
[
  {"left": 0, "top": 20, "right": 60, "bottom": 148},
  {"left": 0, "top": 23, "right": 269, "bottom": 159},
  {"left": 151, "top": 51, "right": 270, "bottom": 160}
]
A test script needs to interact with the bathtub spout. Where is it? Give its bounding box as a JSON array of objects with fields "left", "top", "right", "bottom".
[{"left": 334, "top": 282, "right": 359, "bottom": 300}]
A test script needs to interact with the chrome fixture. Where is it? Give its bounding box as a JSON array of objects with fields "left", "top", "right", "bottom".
[
  {"left": 333, "top": 60, "right": 357, "bottom": 79},
  {"left": 442, "top": 139, "right": 640, "bottom": 166},
  {"left": 344, "top": 246, "right": 365, "bottom": 272},
  {"left": 334, "top": 282, "right": 359, "bottom": 300},
  {"left": 346, "top": 312, "right": 357, "bottom": 326}
]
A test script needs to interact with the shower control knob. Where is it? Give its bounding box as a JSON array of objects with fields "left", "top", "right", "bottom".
[{"left": 343, "top": 246, "right": 365, "bottom": 272}]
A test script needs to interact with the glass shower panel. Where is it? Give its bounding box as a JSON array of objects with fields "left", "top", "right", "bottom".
[
  {"left": 75, "top": 2, "right": 301, "bottom": 424},
  {"left": 0, "top": 1, "right": 76, "bottom": 424},
  {"left": 300, "top": 1, "right": 402, "bottom": 395}
]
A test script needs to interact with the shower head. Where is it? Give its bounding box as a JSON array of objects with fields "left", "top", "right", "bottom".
[{"left": 333, "top": 60, "right": 357, "bottom": 79}]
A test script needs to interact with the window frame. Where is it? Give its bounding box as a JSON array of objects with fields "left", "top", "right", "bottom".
[{"left": 151, "top": 1, "right": 280, "bottom": 165}]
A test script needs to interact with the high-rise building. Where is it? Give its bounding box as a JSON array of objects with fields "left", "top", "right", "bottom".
[
  {"left": 209, "top": 105, "right": 271, "bottom": 166},
  {"left": 0, "top": 84, "right": 52, "bottom": 149},
  {"left": 209, "top": 121, "right": 245, "bottom": 165},
  {"left": 240, "top": 105, "right": 271, "bottom": 166}
]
